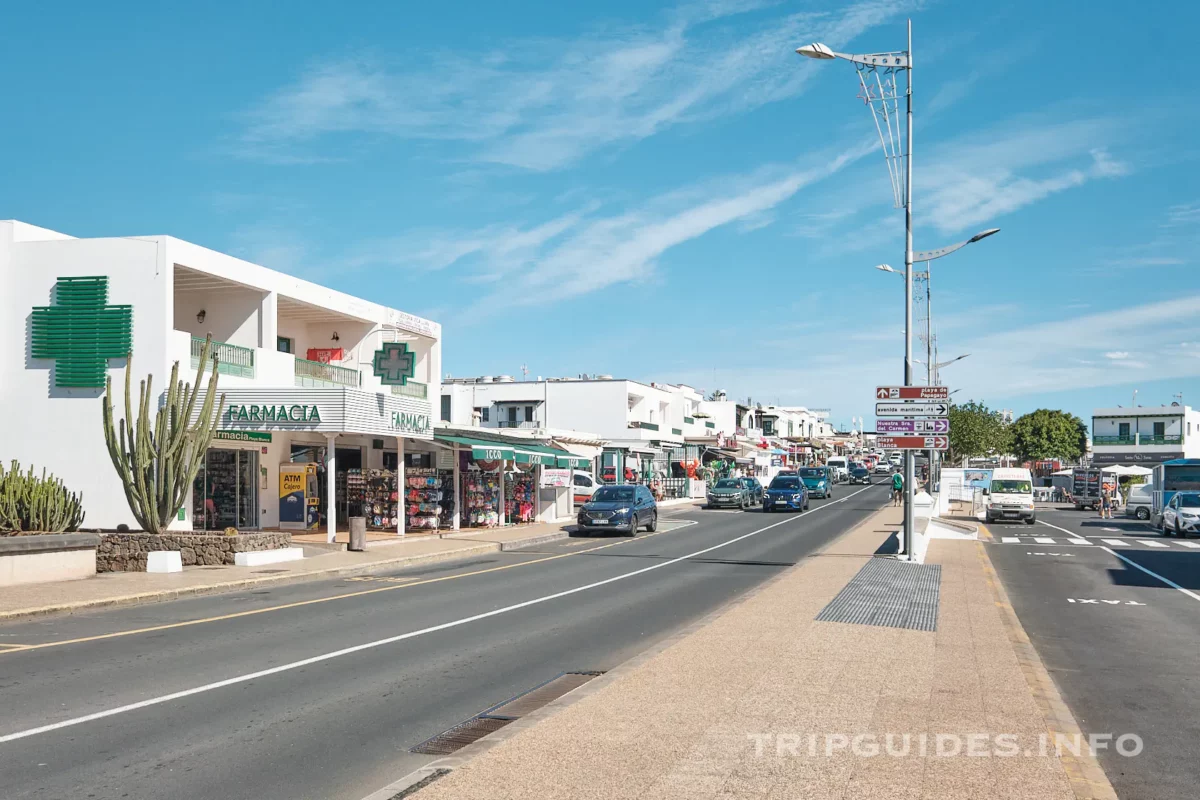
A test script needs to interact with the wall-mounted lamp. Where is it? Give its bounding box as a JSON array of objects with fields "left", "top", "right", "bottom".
[
  {"left": 196, "top": 309, "right": 206, "bottom": 323},
  {"left": 331, "top": 331, "right": 340, "bottom": 342}
]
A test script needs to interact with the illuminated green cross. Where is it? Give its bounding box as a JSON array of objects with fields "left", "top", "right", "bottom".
[
  {"left": 372, "top": 341, "right": 415, "bottom": 386},
  {"left": 31, "top": 276, "right": 133, "bottom": 388}
]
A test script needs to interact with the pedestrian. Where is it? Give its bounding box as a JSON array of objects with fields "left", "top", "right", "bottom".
[
  {"left": 891, "top": 470, "right": 904, "bottom": 506},
  {"left": 1099, "top": 487, "right": 1112, "bottom": 519}
]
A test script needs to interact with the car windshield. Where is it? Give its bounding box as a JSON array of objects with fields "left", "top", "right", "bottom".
[
  {"left": 770, "top": 478, "right": 801, "bottom": 490},
  {"left": 798, "top": 468, "right": 822, "bottom": 477},
  {"left": 1180, "top": 494, "right": 1200, "bottom": 508},
  {"left": 715, "top": 479, "right": 740, "bottom": 489},
  {"left": 592, "top": 487, "right": 635, "bottom": 503},
  {"left": 852, "top": 468, "right": 868, "bottom": 474},
  {"left": 991, "top": 480, "right": 1032, "bottom": 494}
]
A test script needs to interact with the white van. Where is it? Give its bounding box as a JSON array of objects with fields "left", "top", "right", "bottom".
[
  {"left": 984, "top": 467, "right": 1036, "bottom": 524},
  {"left": 826, "top": 456, "right": 849, "bottom": 483},
  {"left": 1125, "top": 483, "right": 1153, "bottom": 521}
]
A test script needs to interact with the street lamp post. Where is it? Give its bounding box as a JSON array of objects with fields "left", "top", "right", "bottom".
[{"left": 799, "top": 24, "right": 916, "bottom": 556}]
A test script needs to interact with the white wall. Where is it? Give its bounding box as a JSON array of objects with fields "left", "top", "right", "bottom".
[
  {"left": 2, "top": 233, "right": 169, "bottom": 529},
  {"left": 173, "top": 284, "right": 263, "bottom": 348}
]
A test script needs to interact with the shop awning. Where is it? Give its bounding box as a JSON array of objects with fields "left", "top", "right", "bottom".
[
  {"left": 434, "top": 433, "right": 515, "bottom": 461},
  {"left": 513, "top": 444, "right": 561, "bottom": 467}
]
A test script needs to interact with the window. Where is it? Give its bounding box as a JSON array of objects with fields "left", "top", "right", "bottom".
[
  {"left": 480, "top": 407, "right": 490, "bottom": 422},
  {"left": 1154, "top": 421, "right": 1166, "bottom": 437},
  {"left": 440, "top": 395, "right": 451, "bottom": 422},
  {"left": 573, "top": 474, "right": 591, "bottom": 487},
  {"left": 277, "top": 336, "right": 293, "bottom": 354},
  {"left": 525, "top": 405, "right": 534, "bottom": 422},
  {"left": 1118, "top": 422, "right": 1130, "bottom": 438}
]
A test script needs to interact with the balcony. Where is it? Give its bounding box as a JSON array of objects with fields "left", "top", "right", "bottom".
[
  {"left": 294, "top": 357, "right": 361, "bottom": 388},
  {"left": 671, "top": 427, "right": 683, "bottom": 436},
  {"left": 684, "top": 416, "right": 695, "bottom": 425},
  {"left": 1142, "top": 434, "right": 1183, "bottom": 445},
  {"left": 1094, "top": 435, "right": 1135, "bottom": 445},
  {"left": 629, "top": 421, "right": 660, "bottom": 431},
  {"left": 192, "top": 337, "right": 255, "bottom": 378},
  {"left": 496, "top": 420, "right": 539, "bottom": 429},
  {"left": 390, "top": 381, "right": 428, "bottom": 400}
]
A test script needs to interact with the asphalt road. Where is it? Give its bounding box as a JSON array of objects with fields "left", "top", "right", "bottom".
[
  {"left": 986, "top": 504, "right": 1200, "bottom": 800},
  {"left": 0, "top": 483, "right": 889, "bottom": 800}
]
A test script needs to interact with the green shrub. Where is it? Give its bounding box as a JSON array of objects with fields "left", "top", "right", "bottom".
[{"left": 0, "top": 460, "right": 85, "bottom": 533}]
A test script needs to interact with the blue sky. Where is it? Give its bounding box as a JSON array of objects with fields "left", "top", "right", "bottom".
[{"left": 3, "top": 0, "right": 1199, "bottom": 430}]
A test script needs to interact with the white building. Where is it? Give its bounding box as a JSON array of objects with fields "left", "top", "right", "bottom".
[
  {"left": 2, "top": 220, "right": 440, "bottom": 538},
  {"left": 1091, "top": 403, "right": 1199, "bottom": 466}
]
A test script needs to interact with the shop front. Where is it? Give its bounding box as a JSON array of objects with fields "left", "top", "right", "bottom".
[{"left": 187, "top": 387, "right": 435, "bottom": 543}]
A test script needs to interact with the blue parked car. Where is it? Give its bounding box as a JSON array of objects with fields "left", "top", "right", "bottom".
[
  {"left": 763, "top": 474, "right": 809, "bottom": 512},
  {"left": 798, "top": 466, "right": 833, "bottom": 499},
  {"left": 577, "top": 484, "right": 658, "bottom": 536}
]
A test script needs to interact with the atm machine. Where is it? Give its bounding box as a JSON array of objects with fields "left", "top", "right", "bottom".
[{"left": 279, "top": 463, "right": 320, "bottom": 530}]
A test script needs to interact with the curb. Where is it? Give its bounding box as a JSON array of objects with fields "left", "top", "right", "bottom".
[
  {"left": 974, "top": 539, "right": 1119, "bottom": 800},
  {"left": 0, "top": 537, "right": 543, "bottom": 624},
  {"left": 367, "top": 502, "right": 896, "bottom": 799}
]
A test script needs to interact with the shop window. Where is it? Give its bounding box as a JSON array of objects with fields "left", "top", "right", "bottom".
[
  {"left": 383, "top": 451, "right": 399, "bottom": 470},
  {"left": 193, "top": 449, "right": 259, "bottom": 530},
  {"left": 405, "top": 452, "right": 433, "bottom": 468},
  {"left": 277, "top": 336, "right": 293, "bottom": 354},
  {"left": 440, "top": 395, "right": 451, "bottom": 422}
]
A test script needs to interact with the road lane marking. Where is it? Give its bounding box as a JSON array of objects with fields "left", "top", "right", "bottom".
[
  {"left": 1001, "top": 536, "right": 1019, "bottom": 543},
  {"left": 0, "top": 485, "right": 884, "bottom": 742},
  {"left": 1066, "top": 538, "right": 1089, "bottom": 544},
  {"left": 0, "top": 520, "right": 703, "bottom": 653},
  {"left": 1136, "top": 540, "right": 1168, "bottom": 548},
  {"left": 1101, "top": 539, "right": 1131, "bottom": 546},
  {"left": 1033, "top": 537, "right": 1056, "bottom": 544},
  {"left": 1099, "top": 546, "right": 1200, "bottom": 605},
  {"left": 1036, "top": 520, "right": 1084, "bottom": 537},
  {"left": 1176, "top": 541, "right": 1200, "bottom": 549}
]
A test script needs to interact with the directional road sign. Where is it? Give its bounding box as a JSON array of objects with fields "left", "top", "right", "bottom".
[
  {"left": 877, "top": 435, "right": 949, "bottom": 451},
  {"left": 876, "top": 419, "right": 949, "bottom": 434},
  {"left": 876, "top": 386, "right": 949, "bottom": 400},
  {"left": 875, "top": 402, "right": 949, "bottom": 417}
]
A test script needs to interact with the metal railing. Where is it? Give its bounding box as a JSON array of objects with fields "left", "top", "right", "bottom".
[
  {"left": 1142, "top": 434, "right": 1182, "bottom": 445},
  {"left": 1093, "top": 435, "right": 1135, "bottom": 445},
  {"left": 191, "top": 337, "right": 255, "bottom": 378},
  {"left": 654, "top": 477, "right": 690, "bottom": 499},
  {"left": 496, "top": 420, "right": 538, "bottom": 429},
  {"left": 390, "top": 380, "right": 428, "bottom": 399},
  {"left": 629, "top": 421, "right": 660, "bottom": 431},
  {"left": 294, "top": 357, "right": 360, "bottom": 387}
]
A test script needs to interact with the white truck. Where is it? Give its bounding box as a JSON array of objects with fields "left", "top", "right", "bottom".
[
  {"left": 825, "top": 456, "right": 849, "bottom": 483},
  {"left": 984, "top": 466, "right": 1036, "bottom": 525}
]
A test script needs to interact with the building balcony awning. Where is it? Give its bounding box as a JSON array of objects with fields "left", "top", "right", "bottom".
[{"left": 434, "top": 433, "right": 516, "bottom": 461}]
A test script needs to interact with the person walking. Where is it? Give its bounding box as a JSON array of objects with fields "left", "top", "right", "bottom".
[
  {"left": 1099, "top": 487, "right": 1112, "bottom": 519},
  {"left": 891, "top": 470, "right": 904, "bottom": 507}
]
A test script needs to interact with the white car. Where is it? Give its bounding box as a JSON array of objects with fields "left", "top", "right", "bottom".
[
  {"left": 1161, "top": 492, "right": 1200, "bottom": 537},
  {"left": 571, "top": 471, "right": 602, "bottom": 505}
]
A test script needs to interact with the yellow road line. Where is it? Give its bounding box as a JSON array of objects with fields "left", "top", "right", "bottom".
[{"left": 2, "top": 524, "right": 682, "bottom": 654}]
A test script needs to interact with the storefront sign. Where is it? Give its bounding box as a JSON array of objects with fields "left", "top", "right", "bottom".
[
  {"left": 373, "top": 342, "right": 416, "bottom": 386},
  {"left": 390, "top": 410, "right": 432, "bottom": 435},
  {"left": 541, "top": 468, "right": 570, "bottom": 488},
  {"left": 214, "top": 430, "right": 273, "bottom": 443},
  {"left": 226, "top": 404, "right": 321, "bottom": 423},
  {"left": 306, "top": 347, "right": 344, "bottom": 363},
  {"left": 31, "top": 276, "right": 133, "bottom": 389}
]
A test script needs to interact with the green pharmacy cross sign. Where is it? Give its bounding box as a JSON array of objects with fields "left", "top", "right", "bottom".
[
  {"left": 31, "top": 276, "right": 133, "bottom": 388},
  {"left": 372, "top": 341, "right": 415, "bottom": 386}
]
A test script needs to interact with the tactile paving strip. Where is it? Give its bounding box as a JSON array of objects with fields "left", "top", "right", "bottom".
[{"left": 815, "top": 559, "right": 941, "bottom": 631}]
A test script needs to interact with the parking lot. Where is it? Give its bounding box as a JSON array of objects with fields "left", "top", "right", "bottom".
[{"left": 986, "top": 504, "right": 1200, "bottom": 800}]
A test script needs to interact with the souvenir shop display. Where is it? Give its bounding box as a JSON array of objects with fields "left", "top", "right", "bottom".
[
  {"left": 436, "top": 470, "right": 456, "bottom": 528},
  {"left": 342, "top": 469, "right": 366, "bottom": 521},
  {"left": 505, "top": 470, "right": 537, "bottom": 524},
  {"left": 464, "top": 469, "right": 501, "bottom": 528},
  {"left": 363, "top": 468, "right": 399, "bottom": 530},
  {"left": 406, "top": 467, "right": 443, "bottom": 531}
]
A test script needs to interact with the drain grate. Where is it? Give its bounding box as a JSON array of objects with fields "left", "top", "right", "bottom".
[
  {"left": 409, "top": 671, "right": 603, "bottom": 756},
  {"left": 815, "top": 559, "right": 941, "bottom": 631}
]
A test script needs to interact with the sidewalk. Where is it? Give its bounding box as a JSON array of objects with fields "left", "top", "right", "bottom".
[
  {"left": 404, "top": 506, "right": 1117, "bottom": 800},
  {"left": 0, "top": 520, "right": 572, "bottom": 623}
]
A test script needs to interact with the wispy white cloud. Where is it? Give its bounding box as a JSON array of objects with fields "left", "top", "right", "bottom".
[
  {"left": 1104, "top": 351, "right": 1130, "bottom": 360},
  {"left": 1163, "top": 201, "right": 1200, "bottom": 228},
  {"left": 233, "top": 0, "right": 917, "bottom": 169}
]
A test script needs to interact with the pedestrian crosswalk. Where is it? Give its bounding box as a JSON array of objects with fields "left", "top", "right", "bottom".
[{"left": 996, "top": 535, "right": 1200, "bottom": 550}]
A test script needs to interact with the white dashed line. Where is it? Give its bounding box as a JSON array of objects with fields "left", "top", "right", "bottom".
[
  {"left": 1136, "top": 540, "right": 1168, "bottom": 548},
  {"left": 1102, "top": 539, "right": 1131, "bottom": 546},
  {"left": 1034, "top": 537, "right": 1055, "bottom": 544}
]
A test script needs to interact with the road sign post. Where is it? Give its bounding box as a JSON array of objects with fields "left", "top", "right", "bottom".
[
  {"left": 875, "top": 402, "right": 949, "bottom": 417},
  {"left": 876, "top": 385, "right": 949, "bottom": 400},
  {"left": 876, "top": 419, "right": 949, "bottom": 434},
  {"left": 876, "top": 435, "right": 949, "bottom": 451}
]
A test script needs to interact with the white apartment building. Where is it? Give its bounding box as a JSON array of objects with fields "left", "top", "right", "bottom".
[
  {"left": 1091, "top": 403, "right": 1199, "bottom": 466},
  {"left": 2, "top": 220, "right": 441, "bottom": 537},
  {"left": 442, "top": 376, "right": 716, "bottom": 476}
]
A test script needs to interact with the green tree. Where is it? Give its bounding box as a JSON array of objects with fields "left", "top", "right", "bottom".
[
  {"left": 947, "top": 400, "right": 1010, "bottom": 464},
  {"left": 1008, "top": 409, "right": 1088, "bottom": 463}
]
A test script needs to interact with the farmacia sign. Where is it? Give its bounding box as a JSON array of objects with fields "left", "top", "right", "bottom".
[
  {"left": 227, "top": 404, "right": 322, "bottom": 423},
  {"left": 391, "top": 411, "right": 431, "bottom": 434}
]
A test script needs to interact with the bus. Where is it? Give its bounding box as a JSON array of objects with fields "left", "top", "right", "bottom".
[{"left": 1151, "top": 459, "right": 1200, "bottom": 527}]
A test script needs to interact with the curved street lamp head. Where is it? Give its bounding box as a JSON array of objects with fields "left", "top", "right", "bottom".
[
  {"left": 795, "top": 42, "right": 836, "bottom": 59},
  {"left": 968, "top": 227, "right": 1000, "bottom": 244},
  {"left": 875, "top": 264, "right": 897, "bottom": 274}
]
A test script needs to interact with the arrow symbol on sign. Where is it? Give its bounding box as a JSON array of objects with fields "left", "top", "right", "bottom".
[{"left": 876, "top": 388, "right": 890, "bottom": 399}]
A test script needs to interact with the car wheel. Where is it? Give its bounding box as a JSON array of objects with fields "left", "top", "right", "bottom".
[
  {"left": 646, "top": 512, "right": 657, "bottom": 532},
  {"left": 1024, "top": 517, "right": 1036, "bottom": 525},
  {"left": 1175, "top": 520, "right": 1183, "bottom": 538},
  {"left": 626, "top": 513, "right": 639, "bottom": 537},
  {"left": 1136, "top": 507, "right": 1150, "bottom": 521},
  {"left": 764, "top": 505, "right": 771, "bottom": 513}
]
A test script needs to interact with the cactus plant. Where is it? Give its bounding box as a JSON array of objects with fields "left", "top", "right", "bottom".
[
  {"left": 0, "top": 461, "right": 85, "bottom": 533},
  {"left": 102, "top": 335, "right": 226, "bottom": 534}
]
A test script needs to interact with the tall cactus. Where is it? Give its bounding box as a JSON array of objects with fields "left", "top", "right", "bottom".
[
  {"left": 0, "top": 461, "right": 85, "bottom": 533},
  {"left": 102, "top": 335, "right": 226, "bottom": 533}
]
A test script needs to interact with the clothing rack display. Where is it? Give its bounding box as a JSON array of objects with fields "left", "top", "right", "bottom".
[
  {"left": 362, "top": 468, "right": 398, "bottom": 530},
  {"left": 436, "top": 470, "right": 456, "bottom": 528},
  {"left": 505, "top": 471, "right": 536, "bottom": 524},
  {"left": 464, "top": 469, "right": 501, "bottom": 527},
  {"left": 406, "top": 467, "right": 443, "bottom": 531}
]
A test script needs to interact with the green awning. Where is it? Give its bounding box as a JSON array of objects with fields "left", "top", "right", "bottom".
[
  {"left": 515, "top": 447, "right": 557, "bottom": 466},
  {"left": 555, "top": 455, "right": 591, "bottom": 469},
  {"left": 433, "top": 433, "right": 515, "bottom": 461}
]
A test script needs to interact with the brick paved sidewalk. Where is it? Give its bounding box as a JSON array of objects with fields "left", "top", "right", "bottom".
[{"left": 406, "top": 505, "right": 1116, "bottom": 800}]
